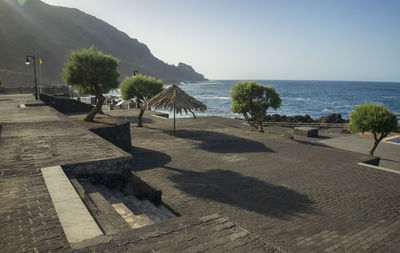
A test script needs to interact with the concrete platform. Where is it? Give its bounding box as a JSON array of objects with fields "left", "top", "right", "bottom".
[
  {"left": 41, "top": 166, "right": 104, "bottom": 248},
  {"left": 318, "top": 135, "right": 400, "bottom": 171},
  {"left": 294, "top": 126, "right": 319, "bottom": 137}
]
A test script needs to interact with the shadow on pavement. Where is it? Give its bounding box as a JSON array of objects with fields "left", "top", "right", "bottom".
[
  {"left": 132, "top": 146, "right": 172, "bottom": 171},
  {"left": 163, "top": 165, "right": 314, "bottom": 218},
  {"left": 162, "top": 129, "right": 275, "bottom": 154}
]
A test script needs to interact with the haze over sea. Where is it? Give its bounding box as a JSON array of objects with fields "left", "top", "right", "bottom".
[{"left": 157, "top": 80, "right": 400, "bottom": 121}]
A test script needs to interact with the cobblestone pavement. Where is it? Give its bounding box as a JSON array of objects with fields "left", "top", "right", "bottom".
[
  {"left": 0, "top": 95, "right": 273, "bottom": 252},
  {"left": 0, "top": 95, "right": 131, "bottom": 252},
  {"left": 119, "top": 111, "right": 400, "bottom": 253},
  {"left": 318, "top": 135, "right": 400, "bottom": 171}
]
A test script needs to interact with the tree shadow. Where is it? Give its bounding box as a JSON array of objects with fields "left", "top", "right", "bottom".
[
  {"left": 163, "top": 166, "right": 314, "bottom": 218},
  {"left": 131, "top": 146, "right": 171, "bottom": 171},
  {"left": 162, "top": 129, "right": 275, "bottom": 154},
  {"left": 293, "top": 139, "right": 332, "bottom": 147}
]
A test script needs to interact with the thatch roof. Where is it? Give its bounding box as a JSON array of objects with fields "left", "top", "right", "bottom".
[{"left": 146, "top": 84, "right": 207, "bottom": 114}]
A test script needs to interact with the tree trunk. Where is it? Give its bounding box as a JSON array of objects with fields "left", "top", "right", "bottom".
[
  {"left": 369, "top": 132, "right": 387, "bottom": 156},
  {"left": 189, "top": 109, "right": 196, "bottom": 119},
  {"left": 257, "top": 121, "right": 264, "bottom": 132},
  {"left": 243, "top": 113, "right": 255, "bottom": 127},
  {"left": 85, "top": 93, "right": 104, "bottom": 122},
  {"left": 137, "top": 105, "right": 146, "bottom": 127},
  {"left": 255, "top": 113, "right": 265, "bottom": 133},
  {"left": 94, "top": 96, "right": 104, "bottom": 114},
  {"left": 368, "top": 141, "right": 378, "bottom": 156}
]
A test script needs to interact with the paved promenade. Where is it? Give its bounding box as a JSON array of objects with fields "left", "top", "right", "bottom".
[
  {"left": 1, "top": 95, "right": 399, "bottom": 252},
  {"left": 0, "top": 95, "right": 272, "bottom": 252},
  {"left": 107, "top": 109, "right": 400, "bottom": 253},
  {"left": 318, "top": 135, "right": 400, "bottom": 171},
  {"left": 0, "top": 94, "right": 132, "bottom": 252}
]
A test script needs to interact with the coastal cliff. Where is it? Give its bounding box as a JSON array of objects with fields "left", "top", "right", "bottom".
[{"left": 0, "top": 0, "right": 206, "bottom": 87}]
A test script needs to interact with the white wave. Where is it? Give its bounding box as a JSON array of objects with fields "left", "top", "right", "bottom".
[
  {"left": 197, "top": 96, "right": 231, "bottom": 100},
  {"left": 282, "top": 97, "right": 310, "bottom": 101},
  {"left": 322, "top": 108, "right": 332, "bottom": 112}
]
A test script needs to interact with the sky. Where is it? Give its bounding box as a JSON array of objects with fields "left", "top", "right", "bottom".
[{"left": 41, "top": 0, "right": 400, "bottom": 82}]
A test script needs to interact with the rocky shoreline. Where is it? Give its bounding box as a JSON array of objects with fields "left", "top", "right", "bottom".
[{"left": 264, "top": 113, "right": 349, "bottom": 124}]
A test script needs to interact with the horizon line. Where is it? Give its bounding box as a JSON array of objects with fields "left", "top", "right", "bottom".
[{"left": 203, "top": 78, "right": 400, "bottom": 83}]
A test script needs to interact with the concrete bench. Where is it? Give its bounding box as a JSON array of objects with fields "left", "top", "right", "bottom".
[{"left": 293, "top": 127, "right": 318, "bottom": 137}]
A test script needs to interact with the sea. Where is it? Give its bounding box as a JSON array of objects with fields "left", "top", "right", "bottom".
[{"left": 112, "top": 80, "right": 400, "bottom": 121}]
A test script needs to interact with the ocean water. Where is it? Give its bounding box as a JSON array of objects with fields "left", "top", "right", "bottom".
[
  {"left": 164, "top": 80, "right": 400, "bottom": 121},
  {"left": 110, "top": 80, "right": 400, "bottom": 121}
]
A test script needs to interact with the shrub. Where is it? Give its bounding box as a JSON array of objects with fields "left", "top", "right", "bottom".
[
  {"left": 121, "top": 74, "right": 163, "bottom": 127},
  {"left": 231, "top": 81, "right": 281, "bottom": 132},
  {"left": 348, "top": 103, "right": 398, "bottom": 155},
  {"left": 62, "top": 47, "right": 119, "bottom": 121}
]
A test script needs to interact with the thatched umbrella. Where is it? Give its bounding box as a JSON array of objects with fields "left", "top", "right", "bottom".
[{"left": 146, "top": 84, "right": 207, "bottom": 134}]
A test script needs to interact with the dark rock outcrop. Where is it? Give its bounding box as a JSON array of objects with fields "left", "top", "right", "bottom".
[
  {"left": 265, "top": 114, "right": 314, "bottom": 123},
  {"left": 315, "top": 113, "right": 347, "bottom": 123},
  {"left": 264, "top": 113, "right": 349, "bottom": 123}
]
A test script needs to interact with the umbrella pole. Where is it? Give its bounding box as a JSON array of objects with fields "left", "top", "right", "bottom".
[{"left": 173, "top": 105, "right": 176, "bottom": 135}]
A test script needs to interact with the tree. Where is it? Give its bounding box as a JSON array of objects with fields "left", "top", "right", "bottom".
[
  {"left": 231, "top": 81, "right": 281, "bottom": 132},
  {"left": 120, "top": 74, "right": 163, "bottom": 127},
  {"left": 348, "top": 103, "right": 398, "bottom": 156},
  {"left": 62, "top": 47, "right": 119, "bottom": 122}
]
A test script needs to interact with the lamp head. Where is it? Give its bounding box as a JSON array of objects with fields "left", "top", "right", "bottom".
[{"left": 25, "top": 57, "right": 30, "bottom": 65}]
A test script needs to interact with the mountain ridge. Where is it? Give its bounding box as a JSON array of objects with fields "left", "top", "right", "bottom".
[{"left": 0, "top": 0, "right": 206, "bottom": 87}]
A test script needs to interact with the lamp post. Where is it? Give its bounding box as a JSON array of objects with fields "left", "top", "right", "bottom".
[{"left": 25, "top": 55, "right": 38, "bottom": 100}]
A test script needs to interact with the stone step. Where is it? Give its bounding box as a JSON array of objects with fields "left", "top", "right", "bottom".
[
  {"left": 70, "top": 179, "right": 131, "bottom": 235},
  {"left": 79, "top": 180, "right": 175, "bottom": 230},
  {"left": 111, "top": 202, "right": 155, "bottom": 229},
  {"left": 122, "top": 196, "right": 167, "bottom": 223}
]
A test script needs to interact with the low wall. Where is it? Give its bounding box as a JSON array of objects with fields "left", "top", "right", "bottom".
[
  {"left": 40, "top": 94, "right": 93, "bottom": 114},
  {"left": 0, "top": 87, "right": 34, "bottom": 94},
  {"left": 88, "top": 121, "right": 132, "bottom": 152},
  {"left": 62, "top": 156, "right": 133, "bottom": 188}
]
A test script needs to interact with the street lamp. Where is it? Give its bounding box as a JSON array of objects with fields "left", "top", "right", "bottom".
[{"left": 25, "top": 55, "right": 38, "bottom": 100}]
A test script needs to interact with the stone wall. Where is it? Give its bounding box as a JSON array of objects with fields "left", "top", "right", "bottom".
[
  {"left": 40, "top": 94, "right": 93, "bottom": 114},
  {"left": 62, "top": 156, "right": 134, "bottom": 188},
  {"left": 88, "top": 121, "right": 131, "bottom": 152}
]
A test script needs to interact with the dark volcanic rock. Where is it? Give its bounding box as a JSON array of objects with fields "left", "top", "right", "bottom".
[
  {"left": 315, "top": 113, "right": 348, "bottom": 123},
  {"left": 265, "top": 114, "right": 315, "bottom": 123},
  {"left": 264, "top": 113, "right": 348, "bottom": 123}
]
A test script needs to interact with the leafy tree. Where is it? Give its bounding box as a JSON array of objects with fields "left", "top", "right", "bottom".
[
  {"left": 348, "top": 103, "right": 398, "bottom": 156},
  {"left": 62, "top": 47, "right": 119, "bottom": 121},
  {"left": 231, "top": 81, "right": 281, "bottom": 132},
  {"left": 120, "top": 74, "right": 163, "bottom": 127}
]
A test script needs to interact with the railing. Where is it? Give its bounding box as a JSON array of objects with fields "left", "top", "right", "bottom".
[
  {"left": 262, "top": 121, "right": 349, "bottom": 129},
  {"left": 39, "top": 85, "right": 71, "bottom": 96},
  {"left": 0, "top": 87, "right": 35, "bottom": 94},
  {"left": 0, "top": 85, "right": 72, "bottom": 97}
]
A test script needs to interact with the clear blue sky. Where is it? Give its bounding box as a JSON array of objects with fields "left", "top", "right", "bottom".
[{"left": 41, "top": 0, "right": 400, "bottom": 82}]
